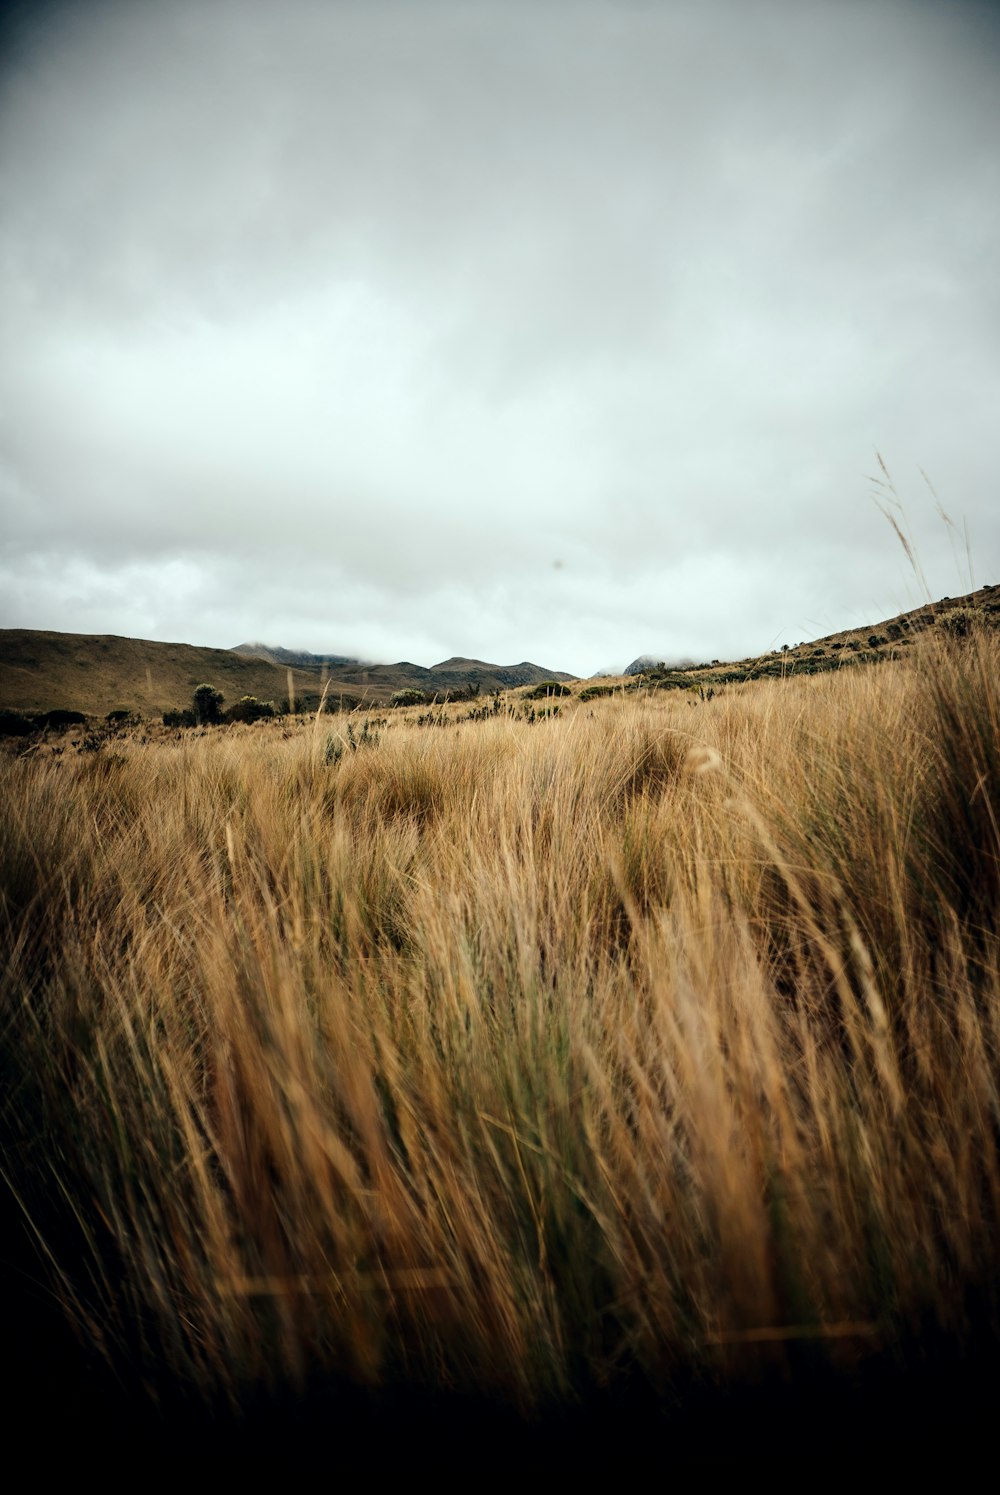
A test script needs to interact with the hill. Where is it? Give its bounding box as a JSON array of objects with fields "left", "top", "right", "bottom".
[
  {"left": 0, "top": 630, "right": 576, "bottom": 716},
  {"left": 613, "top": 582, "right": 1000, "bottom": 693},
  {"left": 0, "top": 630, "right": 357, "bottom": 717}
]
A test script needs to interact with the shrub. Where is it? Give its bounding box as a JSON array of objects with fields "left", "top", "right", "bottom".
[
  {"left": 106, "top": 709, "right": 137, "bottom": 725},
  {"left": 389, "top": 689, "right": 428, "bottom": 708},
  {"left": 939, "top": 606, "right": 986, "bottom": 639},
  {"left": 78, "top": 728, "right": 109, "bottom": 753},
  {"left": 225, "top": 696, "right": 275, "bottom": 725},
  {"left": 40, "top": 709, "right": 86, "bottom": 730},
  {"left": 0, "top": 710, "right": 37, "bottom": 738},
  {"left": 324, "top": 717, "right": 383, "bottom": 763},
  {"left": 868, "top": 635, "right": 887, "bottom": 648},
  {"left": 192, "top": 684, "right": 224, "bottom": 725},
  {"left": 163, "top": 709, "right": 196, "bottom": 728},
  {"left": 524, "top": 681, "right": 571, "bottom": 700}
]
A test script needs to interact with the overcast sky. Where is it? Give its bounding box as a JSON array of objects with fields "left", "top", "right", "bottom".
[{"left": 1, "top": 0, "right": 998, "bottom": 674}]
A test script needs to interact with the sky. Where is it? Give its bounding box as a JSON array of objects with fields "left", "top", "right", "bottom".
[{"left": 1, "top": 0, "right": 998, "bottom": 676}]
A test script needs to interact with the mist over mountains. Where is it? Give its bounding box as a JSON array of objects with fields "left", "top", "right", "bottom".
[{"left": 232, "top": 642, "right": 366, "bottom": 669}]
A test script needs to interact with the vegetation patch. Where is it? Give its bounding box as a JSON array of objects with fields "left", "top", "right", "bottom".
[
  {"left": 0, "top": 710, "right": 39, "bottom": 737},
  {"left": 225, "top": 695, "right": 276, "bottom": 724}
]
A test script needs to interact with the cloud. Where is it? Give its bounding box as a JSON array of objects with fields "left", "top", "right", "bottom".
[{"left": 1, "top": 0, "right": 998, "bottom": 674}]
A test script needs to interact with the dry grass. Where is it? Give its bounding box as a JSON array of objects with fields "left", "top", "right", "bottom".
[{"left": 2, "top": 633, "right": 999, "bottom": 1436}]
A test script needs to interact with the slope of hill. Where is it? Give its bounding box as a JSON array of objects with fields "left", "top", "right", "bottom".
[
  {"left": 617, "top": 583, "right": 1000, "bottom": 691},
  {"left": 0, "top": 630, "right": 362, "bottom": 717}
]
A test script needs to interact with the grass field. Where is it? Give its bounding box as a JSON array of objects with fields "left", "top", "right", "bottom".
[{"left": 2, "top": 630, "right": 999, "bottom": 1461}]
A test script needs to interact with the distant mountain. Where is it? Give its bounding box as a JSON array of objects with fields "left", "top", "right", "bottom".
[
  {"left": 428, "top": 658, "right": 574, "bottom": 688},
  {"left": 623, "top": 654, "right": 700, "bottom": 676},
  {"left": 623, "top": 655, "right": 661, "bottom": 677},
  {"left": 237, "top": 648, "right": 574, "bottom": 692},
  {"left": 312, "top": 657, "right": 575, "bottom": 695},
  {"left": 618, "top": 654, "right": 675, "bottom": 678},
  {"left": 232, "top": 642, "right": 364, "bottom": 668}
]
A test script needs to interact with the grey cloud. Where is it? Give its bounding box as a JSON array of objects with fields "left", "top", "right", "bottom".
[{"left": 1, "top": 0, "right": 999, "bottom": 676}]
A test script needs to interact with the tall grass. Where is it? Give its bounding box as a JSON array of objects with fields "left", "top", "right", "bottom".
[{"left": 2, "top": 634, "right": 999, "bottom": 1434}]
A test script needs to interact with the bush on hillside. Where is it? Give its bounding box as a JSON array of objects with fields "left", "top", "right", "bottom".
[
  {"left": 523, "top": 681, "right": 572, "bottom": 700},
  {"left": 192, "top": 685, "right": 224, "bottom": 725},
  {"left": 939, "top": 606, "right": 986, "bottom": 639},
  {"left": 0, "top": 710, "right": 38, "bottom": 738},
  {"left": 389, "top": 689, "right": 428, "bottom": 708},
  {"left": 40, "top": 709, "right": 87, "bottom": 730},
  {"left": 225, "top": 696, "right": 275, "bottom": 724}
]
